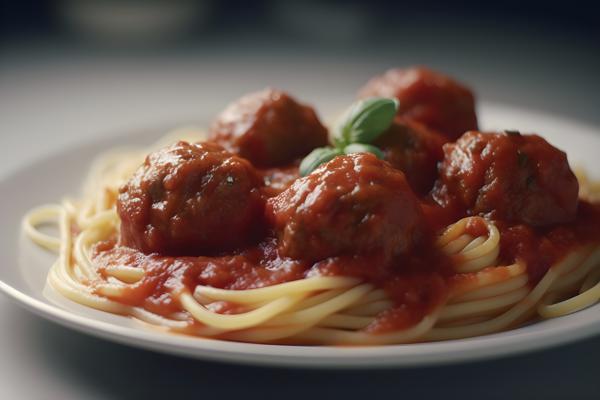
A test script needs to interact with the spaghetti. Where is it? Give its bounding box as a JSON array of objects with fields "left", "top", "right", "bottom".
[
  {"left": 23, "top": 128, "right": 600, "bottom": 345},
  {"left": 20, "top": 67, "right": 600, "bottom": 345}
]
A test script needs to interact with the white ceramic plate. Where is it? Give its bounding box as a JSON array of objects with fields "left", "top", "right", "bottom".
[{"left": 1, "top": 102, "right": 600, "bottom": 368}]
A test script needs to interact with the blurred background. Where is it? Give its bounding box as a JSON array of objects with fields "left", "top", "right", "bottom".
[
  {"left": 2, "top": 1, "right": 599, "bottom": 140},
  {"left": 1, "top": 1, "right": 600, "bottom": 398}
]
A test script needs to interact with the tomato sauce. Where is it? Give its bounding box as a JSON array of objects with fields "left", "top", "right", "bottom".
[
  {"left": 93, "top": 78, "right": 600, "bottom": 335},
  {"left": 95, "top": 170, "right": 600, "bottom": 334},
  {"left": 498, "top": 201, "right": 600, "bottom": 284},
  {"left": 465, "top": 217, "right": 489, "bottom": 238}
]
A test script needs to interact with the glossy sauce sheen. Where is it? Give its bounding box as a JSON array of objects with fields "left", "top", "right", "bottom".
[
  {"left": 107, "top": 150, "right": 455, "bottom": 333},
  {"left": 498, "top": 202, "right": 600, "bottom": 283},
  {"left": 99, "top": 75, "right": 600, "bottom": 335}
]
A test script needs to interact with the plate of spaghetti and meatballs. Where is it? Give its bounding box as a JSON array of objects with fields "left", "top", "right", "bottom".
[{"left": 3, "top": 66, "right": 600, "bottom": 367}]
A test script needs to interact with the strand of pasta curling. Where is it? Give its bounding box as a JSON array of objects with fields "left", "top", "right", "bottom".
[
  {"left": 575, "top": 167, "right": 600, "bottom": 203},
  {"left": 23, "top": 192, "right": 525, "bottom": 344},
  {"left": 24, "top": 129, "right": 223, "bottom": 333},
  {"left": 27, "top": 196, "right": 600, "bottom": 344},
  {"left": 218, "top": 217, "right": 508, "bottom": 343},
  {"left": 21, "top": 129, "right": 600, "bottom": 345},
  {"left": 437, "top": 216, "right": 501, "bottom": 273},
  {"left": 21, "top": 127, "right": 499, "bottom": 343},
  {"left": 435, "top": 215, "right": 600, "bottom": 335},
  {"left": 27, "top": 200, "right": 228, "bottom": 335},
  {"left": 433, "top": 217, "right": 532, "bottom": 326},
  {"left": 20, "top": 130, "right": 395, "bottom": 342},
  {"left": 537, "top": 247, "right": 600, "bottom": 318},
  {"left": 24, "top": 198, "right": 437, "bottom": 343},
  {"left": 270, "top": 217, "right": 508, "bottom": 343},
  {"left": 21, "top": 129, "right": 378, "bottom": 341},
  {"left": 426, "top": 245, "right": 599, "bottom": 340}
]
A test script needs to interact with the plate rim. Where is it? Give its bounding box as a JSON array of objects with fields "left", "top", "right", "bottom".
[{"left": 5, "top": 278, "right": 600, "bottom": 369}]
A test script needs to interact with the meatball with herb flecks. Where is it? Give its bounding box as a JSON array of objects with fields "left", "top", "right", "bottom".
[
  {"left": 358, "top": 67, "right": 478, "bottom": 140},
  {"left": 267, "top": 153, "right": 425, "bottom": 263},
  {"left": 432, "top": 131, "right": 579, "bottom": 226},
  {"left": 374, "top": 118, "right": 447, "bottom": 194},
  {"left": 209, "top": 88, "right": 329, "bottom": 167},
  {"left": 117, "top": 141, "right": 264, "bottom": 256}
]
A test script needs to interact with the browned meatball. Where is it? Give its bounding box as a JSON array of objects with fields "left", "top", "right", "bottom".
[
  {"left": 432, "top": 131, "right": 579, "bottom": 226},
  {"left": 117, "top": 141, "right": 264, "bottom": 255},
  {"left": 209, "top": 88, "right": 329, "bottom": 167},
  {"left": 358, "top": 67, "right": 478, "bottom": 140},
  {"left": 266, "top": 153, "right": 425, "bottom": 262},
  {"left": 374, "top": 118, "right": 447, "bottom": 194}
]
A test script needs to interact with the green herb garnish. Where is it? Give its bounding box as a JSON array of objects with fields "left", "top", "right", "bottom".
[
  {"left": 335, "top": 97, "right": 399, "bottom": 146},
  {"left": 300, "top": 97, "right": 398, "bottom": 176},
  {"left": 343, "top": 143, "right": 384, "bottom": 159},
  {"left": 299, "top": 147, "right": 343, "bottom": 177}
]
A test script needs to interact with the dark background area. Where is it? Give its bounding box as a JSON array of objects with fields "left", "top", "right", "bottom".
[
  {"left": 2, "top": 1, "right": 599, "bottom": 125},
  {"left": 3, "top": 1, "right": 600, "bottom": 39}
]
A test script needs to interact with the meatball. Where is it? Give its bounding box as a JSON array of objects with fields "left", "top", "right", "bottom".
[
  {"left": 374, "top": 118, "right": 447, "bottom": 194},
  {"left": 433, "top": 131, "right": 579, "bottom": 226},
  {"left": 117, "top": 141, "right": 264, "bottom": 255},
  {"left": 358, "top": 67, "right": 478, "bottom": 140},
  {"left": 267, "top": 153, "right": 424, "bottom": 262},
  {"left": 209, "top": 88, "right": 329, "bottom": 167}
]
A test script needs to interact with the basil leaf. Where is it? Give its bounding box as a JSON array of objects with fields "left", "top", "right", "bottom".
[
  {"left": 335, "top": 97, "right": 399, "bottom": 145},
  {"left": 343, "top": 143, "right": 385, "bottom": 159},
  {"left": 299, "top": 147, "right": 342, "bottom": 176}
]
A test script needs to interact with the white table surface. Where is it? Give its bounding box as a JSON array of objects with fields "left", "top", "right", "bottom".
[{"left": 1, "top": 35, "right": 600, "bottom": 398}]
